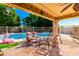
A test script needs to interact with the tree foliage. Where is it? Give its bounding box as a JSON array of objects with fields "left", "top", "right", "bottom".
[
  {"left": 23, "top": 14, "right": 53, "bottom": 27},
  {"left": 0, "top": 4, "right": 20, "bottom": 26}
]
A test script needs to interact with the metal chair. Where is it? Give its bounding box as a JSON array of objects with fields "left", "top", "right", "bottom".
[
  {"left": 36, "top": 33, "right": 53, "bottom": 56},
  {"left": 35, "top": 33, "right": 62, "bottom": 56}
]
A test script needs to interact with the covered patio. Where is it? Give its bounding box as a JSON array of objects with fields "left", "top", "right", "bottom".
[
  {"left": 1, "top": 3, "right": 79, "bottom": 56},
  {"left": 3, "top": 34, "right": 79, "bottom": 56},
  {"left": 4, "top": 3, "right": 79, "bottom": 43}
]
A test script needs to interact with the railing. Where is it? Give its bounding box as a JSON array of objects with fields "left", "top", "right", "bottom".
[
  {"left": 60, "top": 25, "right": 79, "bottom": 44},
  {"left": 0, "top": 26, "right": 53, "bottom": 35}
]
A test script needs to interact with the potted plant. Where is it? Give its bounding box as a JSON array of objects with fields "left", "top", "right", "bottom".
[{"left": 0, "top": 49, "right": 4, "bottom": 56}]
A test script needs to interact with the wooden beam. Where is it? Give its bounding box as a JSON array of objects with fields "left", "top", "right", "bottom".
[{"left": 2, "top": 3, "right": 56, "bottom": 21}]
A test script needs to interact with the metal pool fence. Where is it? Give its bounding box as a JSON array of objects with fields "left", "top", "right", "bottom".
[
  {"left": 0, "top": 25, "right": 79, "bottom": 35},
  {"left": 0, "top": 26, "right": 53, "bottom": 34},
  {"left": 1, "top": 25, "right": 79, "bottom": 43},
  {"left": 60, "top": 25, "right": 79, "bottom": 43}
]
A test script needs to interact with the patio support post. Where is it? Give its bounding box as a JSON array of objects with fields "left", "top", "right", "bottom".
[
  {"left": 53, "top": 19, "right": 58, "bottom": 35},
  {"left": 49, "top": 19, "right": 60, "bottom": 56},
  {"left": 52, "top": 19, "right": 59, "bottom": 47}
]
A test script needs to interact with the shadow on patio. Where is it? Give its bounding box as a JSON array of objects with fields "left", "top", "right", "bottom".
[{"left": 3, "top": 42, "right": 61, "bottom": 56}]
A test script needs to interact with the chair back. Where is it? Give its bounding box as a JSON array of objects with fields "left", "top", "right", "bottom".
[{"left": 26, "top": 32, "right": 33, "bottom": 39}]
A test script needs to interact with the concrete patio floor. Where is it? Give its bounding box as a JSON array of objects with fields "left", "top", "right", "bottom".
[{"left": 3, "top": 34, "right": 79, "bottom": 56}]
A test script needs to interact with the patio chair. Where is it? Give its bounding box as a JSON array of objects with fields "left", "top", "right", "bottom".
[
  {"left": 20, "top": 32, "right": 39, "bottom": 46},
  {"left": 35, "top": 33, "right": 53, "bottom": 56},
  {"left": 58, "top": 34, "right": 62, "bottom": 44},
  {"left": 36, "top": 33, "right": 62, "bottom": 56}
]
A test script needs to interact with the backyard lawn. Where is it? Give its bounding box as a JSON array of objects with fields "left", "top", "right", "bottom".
[{"left": 0, "top": 42, "right": 22, "bottom": 49}]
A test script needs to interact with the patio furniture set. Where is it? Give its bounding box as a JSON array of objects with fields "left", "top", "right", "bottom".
[{"left": 22, "top": 32, "right": 62, "bottom": 56}]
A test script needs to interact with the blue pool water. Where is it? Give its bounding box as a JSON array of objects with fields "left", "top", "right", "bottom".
[
  {"left": 8, "top": 33, "right": 26, "bottom": 39},
  {"left": 36, "top": 32, "right": 50, "bottom": 37},
  {"left": 0, "top": 32, "right": 50, "bottom": 40}
]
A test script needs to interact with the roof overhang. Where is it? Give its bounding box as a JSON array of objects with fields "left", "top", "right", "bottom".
[{"left": 2, "top": 3, "right": 79, "bottom": 21}]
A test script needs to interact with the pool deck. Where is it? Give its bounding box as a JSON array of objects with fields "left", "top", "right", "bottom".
[{"left": 2, "top": 34, "right": 79, "bottom": 56}]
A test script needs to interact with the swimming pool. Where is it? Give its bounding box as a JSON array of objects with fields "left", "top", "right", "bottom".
[
  {"left": 8, "top": 33, "right": 26, "bottom": 39},
  {"left": 0, "top": 32, "right": 50, "bottom": 40}
]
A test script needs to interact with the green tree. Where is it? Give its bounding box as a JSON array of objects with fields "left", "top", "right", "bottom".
[
  {"left": 0, "top": 4, "right": 20, "bottom": 26},
  {"left": 23, "top": 14, "right": 53, "bottom": 27}
]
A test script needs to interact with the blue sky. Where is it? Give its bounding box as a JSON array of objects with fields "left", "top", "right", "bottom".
[
  {"left": 14, "top": 8, "right": 29, "bottom": 25},
  {"left": 59, "top": 17, "right": 79, "bottom": 26},
  {"left": 14, "top": 8, "right": 29, "bottom": 20},
  {"left": 14, "top": 8, "right": 79, "bottom": 26}
]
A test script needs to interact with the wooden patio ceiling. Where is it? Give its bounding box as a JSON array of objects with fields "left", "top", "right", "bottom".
[{"left": 3, "top": 3, "right": 79, "bottom": 21}]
